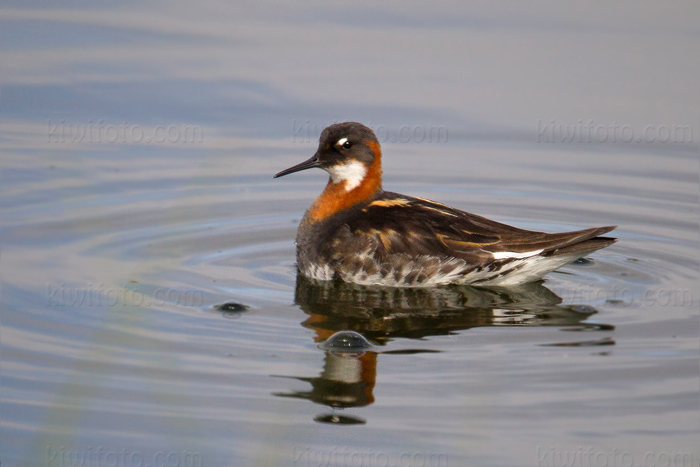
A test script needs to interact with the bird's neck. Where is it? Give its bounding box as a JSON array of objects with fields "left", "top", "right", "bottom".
[{"left": 308, "top": 144, "right": 383, "bottom": 222}]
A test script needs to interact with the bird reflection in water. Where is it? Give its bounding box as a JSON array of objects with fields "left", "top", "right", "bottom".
[{"left": 274, "top": 274, "right": 613, "bottom": 424}]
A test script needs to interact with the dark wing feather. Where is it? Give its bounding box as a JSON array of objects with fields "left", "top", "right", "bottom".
[{"left": 338, "top": 192, "right": 615, "bottom": 264}]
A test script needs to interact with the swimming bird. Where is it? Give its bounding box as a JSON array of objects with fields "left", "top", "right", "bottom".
[{"left": 274, "top": 122, "right": 616, "bottom": 287}]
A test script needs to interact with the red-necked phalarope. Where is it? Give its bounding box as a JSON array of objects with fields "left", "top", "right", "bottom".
[{"left": 274, "top": 122, "right": 616, "bottom": 287}]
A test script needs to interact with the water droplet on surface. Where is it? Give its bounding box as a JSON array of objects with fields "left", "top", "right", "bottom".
[
  {"left": 211, "top": 302, "right": 249, "bottom": 319},
  {"left": 319, "top": 330, "right": 372, "bottom": 355},
  {"left": 216, "top": 302, "right": 248, "bottom": 312},
  {"left": 314, "top": 413, "right": 366, "bottom": 425}
]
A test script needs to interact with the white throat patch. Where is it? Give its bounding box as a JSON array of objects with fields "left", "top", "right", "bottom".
[{"left": 325, "top": 161, "right": 367, "bottom": 191}]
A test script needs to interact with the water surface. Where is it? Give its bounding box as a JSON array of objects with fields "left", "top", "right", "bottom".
[{"left": 1, "top": 2, "right": 698, "bottom": 466}]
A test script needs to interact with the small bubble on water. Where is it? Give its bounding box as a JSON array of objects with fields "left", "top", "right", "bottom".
[
  {"left": 314, "top": 413, "right": 366, "bottom": 425},
  {"left": 216, "top": 302, "right": 248, "bottom": 312},
  {"left": 211, "top": 302, "right": 249, "bottom": 319},
  {"left": 319, "top": 330, "right": 372, "bottom": 353}
]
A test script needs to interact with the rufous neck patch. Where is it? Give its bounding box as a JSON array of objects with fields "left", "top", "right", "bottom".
[{"left": 309, "top": 143, "right": 383, "bottom": 222}]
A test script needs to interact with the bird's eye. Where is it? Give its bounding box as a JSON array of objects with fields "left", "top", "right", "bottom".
[{"left": 337, "top": 138, "right": 352, "bottom": 149}]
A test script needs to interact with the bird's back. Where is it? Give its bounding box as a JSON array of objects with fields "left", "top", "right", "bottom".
[{"left": 296, "top": 191, "right": 616, "bottom": 286}]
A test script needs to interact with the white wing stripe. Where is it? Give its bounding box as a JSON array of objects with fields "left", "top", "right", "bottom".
[{"left": 491, "top": 249, "right": 544, "bottom": 260}]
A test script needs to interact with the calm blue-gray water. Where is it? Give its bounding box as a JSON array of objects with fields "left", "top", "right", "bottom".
[{"left": 1, "top": 2, "right": 698, "bottom": 467}]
